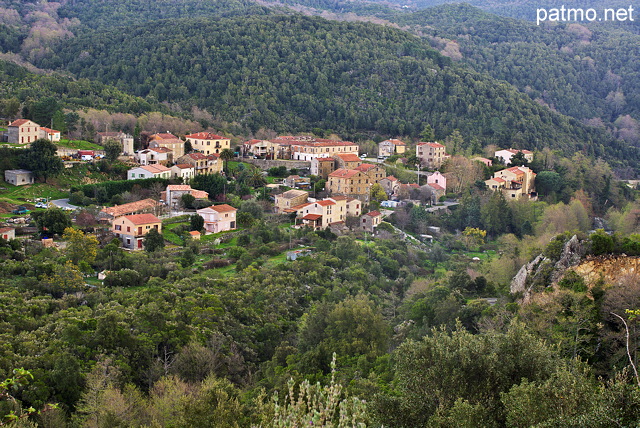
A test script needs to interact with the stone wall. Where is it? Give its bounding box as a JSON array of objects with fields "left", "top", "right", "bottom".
[{"left": 242, "top": 158, "right": 310, "bottom": 170}]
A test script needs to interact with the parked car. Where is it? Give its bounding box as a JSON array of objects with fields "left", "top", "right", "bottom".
[
  {"left": 12, "top": 206, "right": 30, "bottom": 215},
  {"left": 35, "top": 202, "right": 47, "bottom": 208}
]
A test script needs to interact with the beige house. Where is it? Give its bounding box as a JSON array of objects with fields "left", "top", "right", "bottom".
[
  {"left": 378, "top": 139, "right": 406, "bottom": 157},
  {"left": 97, "top": 132, "right": 134, "bottom": 155},
  {"left": 149, "top": 133, "right": 184, "bottom": 159},
  {"left": 327, "top": 169, "right": 371, "bottom": 202},
  {"left": 379, "top": 176, "right": 400, "bottom": 197},
  {"left": 186, "top": 132, "right": 230, "bottom": 155},
  {"left": 275, "top": 189, "right": 308, "bottom": 213},
  {"left": 243, "top": 139, "right": 282, "bottom": 159},
  {"left": 8, "top": 119, "right": 40, "bottom": 145},
  {"left": 334, "top": 153, "right": 362, "bottom": 170},
  {"left": 171, "top": 164, "right": 196, "bottom": 181},
  {"left": 176, "top": 153, "right": 222, "bottom": 175},
  {"left": 417, "top": 142, "right": 448, "bottom": 169},
  {"left": 196, "top": 204, "right": 237, "bottom": 233},
  {"left": 354, "top": 163, "right": 386, "bottom": 183},
  {"left": 361, "top": 211, "right": 383, "bottom": 232},
  {"left": 0, "top": 227, "right": 15, "bottom": 240},
  {"left": 112, "top": 213, "right": 162, "bottom": 250},
  {"left": 486, "top": 166, "right": 537, "bottom": 199},
  {"left": 291, "top": 140, "right": 359, "bottom": 161},
  {"left": 310, "top": 157, "right": 336, "bottom": 179},
  {"left": 135, "top": 147, "right": 172, "bottom": 165},
  {"left": 286, "top": 196, "right": 359, "bottom": 230}
]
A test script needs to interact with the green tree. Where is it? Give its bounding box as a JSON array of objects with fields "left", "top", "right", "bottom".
[
  {"left": 191, "top": 173, "right": 226, "bottom": 199},
  {"left": 370, "top": 183, "right": 387, "bottom": 203},
  {"left": 144, "top": 228, "right": 165, "bottom": 252},
  {"left": 19, "top": 138, "right": 63, "bottom": 183},
  {"left": 420, "top": 124, "right": 435, "bottom": 141},
  {"left": 190, "top": 214, "right": 204, "bottom": 231},
  {"left": 103, "top": 138, "right": 122, "bottom": 162},
  {"left": 62, "top": 227, "right": 99, "bottom": 267},
  {"left": 219, "top": 148, "right": 234, "bottom": 173},
  {"left": 33, "top": 207, "right": 72, "bottom": 236},
  {"left": 509, "top": 151, "right": 529, "bottom": 167},
  {"left": 182, "top": 193, "right": 196, "bottom": 209}
]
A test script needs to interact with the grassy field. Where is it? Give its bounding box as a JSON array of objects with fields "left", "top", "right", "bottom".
[{"left": 57, "top": 139, "right": 103, "bottom": 150}]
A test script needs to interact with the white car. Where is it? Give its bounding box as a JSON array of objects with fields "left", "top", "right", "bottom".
[{"left": 35, "top": 202, "right": 48, "bottom": 208}]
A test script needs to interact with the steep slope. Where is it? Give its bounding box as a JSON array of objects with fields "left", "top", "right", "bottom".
[
  {"left": 35, "top": 14, "right": 636, "bottom": 164},
  {"left": 393, "top": 4, "right": 640, "bottom": 144}
]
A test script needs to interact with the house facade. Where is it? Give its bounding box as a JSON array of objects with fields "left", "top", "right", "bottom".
[
  {"left": 327, "top": 169, "right": 370, "bottom": 202},
  {"left": 334, "top": 153, "right": 362, "bottom": 170},
  {"left": 196, "top": 204, "right": 237, "bottom": 233},
  {"left": 97, "top": 132, "right": 134, "bottom": 155},
  {"left": 4, "top": 169, "right": 34, "bottom": 186},
  {"left": 426, "top": 171, "right": 447, "bottom": 191},
  {"left": 354, "top": 163, "right": 386, "bottom": 183},
  {"left": 361, "top": 211, "right": 383, "bottom": 232},
  {"left": 100, "top": 198, "right": 158, "bottom": 223},
  {"left": 175, "top": 153, "right": 222, "bottom": 175},
  {"left": 310, "top": 157, "right": 336, "bottom": 179},
  {"left": 135, "top": 147, "right": 172, "bottom": 165},
  {"left": 286, "top": 197, "right": 358, "bottom": 230},
  {"left": 0, "top": 227, "right": 15, "bottom": 240},
  {"left": 274, "top": 189, "right": 308, "bottom": 213},
  {"left": 494, "top": 149, "right": 533, "bottom": 165},
  {"left": 485, "top": 166, "right": 537, "bottom": 199},
  {"left": 186, "top": 132, "right": 230, "bottom": 155},
  {"left": 378, "top": 139, "right": 406, "bottom": 157},
  {"left": 171, "top": 164, "right": 196, "bottom": 181},
  {"left": 8, "top": 119, "right": 40, "bottom": 145},
  {"left": 149, "top": 133, "right": 185, "bottom": 159},
  {"left": 127, "top": 164, "right": 171, "bottom": 180},
  {"left": 417, "top": 142, "right": 448, "bottom": 169},
  {"left": 291, "top": 140, "right": 359, "bottom": 161},
  {"left": 112, "top": 213, "right": 162, "bottom": 250},
  {"left": 39, "top": 127, "right": 61, "bottom": 142},
  {"left": 164, "top": 185, "right": 209, "bottom": 209}
]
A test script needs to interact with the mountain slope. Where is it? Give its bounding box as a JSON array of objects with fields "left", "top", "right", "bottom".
[{"left": 34, "top": 14, "right": 636, "bottom": 164}]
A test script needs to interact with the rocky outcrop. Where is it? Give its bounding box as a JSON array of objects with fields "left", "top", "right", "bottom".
[
  {"left": 550, "top": 234, "right": 586, "bottom": 284},
  {"left": 510, "top": 254, "right": 546, "bottom": 297}
]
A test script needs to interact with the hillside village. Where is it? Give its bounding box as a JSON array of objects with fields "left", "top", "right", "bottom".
[{"left": 0, "top": 116, "right": 545, "bottom": 252}]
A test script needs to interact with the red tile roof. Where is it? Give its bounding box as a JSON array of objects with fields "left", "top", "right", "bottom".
[
  {"left": 365, "top": 211, "right": 382, "bottom": 217},
  {"left": 336, "top": 153, "right": 361, "bottom": 162},
  {"left": 418, "top": 142, "right": 445, "bottom": 148},
  {"left": 8, "top": 119, "right": 32, "bottom": 127},
  {"left": 40, "top": 127, "right": 60, "bottom": 134},
  {"left": 302, "top": 213, "right": 322, "bottom": 221},
  {"left": 150, "top": 133, "right": 177, "bottom": 140},
  {"left": 189, "top": 231, "right": 201, "bottom": 236},
  {"left": 140, "top": 164, "right": 170, "bottom": 173},
  {"left": 328, "top": 169, "right": 361, "bottom": 179},
  {"left": 210, "top": 204, "right": 236, "bottom": 213},
  {"left": 122, "top": 213, "right": 161, "bottom": 225},
  {"left": 191, "top": 190, "right": 209, "bottom": 199},
  {"left": 186, "top": 132, "right": 225, "bottom": 140},
  {"left": 317, "top": 157, "right": 335, "bottom": 162},
  {"left": 0, "top": 227, "right": 15, "bottom": 233},
  {"left": 167, "top": 185, "right": 192, "bottom": 191},
  {"left": 316, "top": 200, "right": 336, "bottom": 207},
  {"left": 429, "top": 183, "right": 445, "bottom": 191},
  {"left": 289, "top": 202, "right": 312, "bottom": 211},
  {"left": 101, "top": 198, "right": 157, "bottom": 218},
  {"left": 173, "top": 164, "right": 194, "bottom": 169},
  {"left": 489, "top": 177, "right": 506, "bottom": 183},
  {"left": 354, "top": 164, "right": 376, "bottom": 172}
]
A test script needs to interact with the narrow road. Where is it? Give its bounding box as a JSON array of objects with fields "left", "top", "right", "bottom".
[{"left": 51, "top": 199, "right": 79, "bottom": 211}]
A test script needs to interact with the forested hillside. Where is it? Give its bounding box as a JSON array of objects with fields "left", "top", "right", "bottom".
[
  {"left": 393, "top": 4, "right": 640, "bottom": 145},
  {"left": 34, "top": 14, "right": 637, "bottom": 164}
]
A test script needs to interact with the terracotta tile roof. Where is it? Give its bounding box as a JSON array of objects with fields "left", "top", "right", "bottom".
[
  {"left": 150, "top": 133, "right": 177, "bottom": 140},
  {"left": 0, "top": 227, "right": 15, "bottom": 233},
  {"left": 365, "top": 211, "right": 382, "bottom": 217},
  {"left": 336, "top": 153, "right": 361, "bottom": 162},
  {"left": 173, "top": 164, "right": 194, "bottom": 169},
  {"left": 489, "top": 177, "right": 506, "bottom": 183},
  {"left": 244, "top": 139, "right": 262, "bottom": 145},
  {"left": 289, "top": 202, "right": 312, "bottom": 211},
  {"left": 210, "top": 204, "right": 236, "bottom": 213},
  {"left": 182, "top": 153, "right": 207, "bottom": 160},
  {"left": 189, "top": 231, "right": 201, "bottom": 236},
  {"left": 506, "top": 167, "right": 525, "bottom": 174},
  {"left": 280, "top": 189, "right": 308, "bottom": 199},
  {"left": 429, "top": 183, "right": 445, "bottom": 191},
  {"left": 302, "top": 213, "right": 322, "bottom": 221},
  {"left": 122, "top": 213, "right": 161, "bottom": 225},
  {"left": 186, "top": 132, "right": 225, "bottom": 140},
  {"left": 354, "top": 164, "right": 376, "bottom": 172},
  {"left": 149, "top": 147, "right": 172, "bottom": 153},
  {"left": 316, "top": 200, "right": 336, "bottom": 207},
  {"left": 167, "top": 185, "right": 192, "bottom": 191},
  {"left": 191, "top": 190, "right": 209, "bottom": 199},
  {"left": 329, "top": 169, "right": 361, "bottom": 179},
  {"left": 408, "top": 183, "right": 420, "bottom": 188},
  {"left": 102, "top": 198, "right": 157, "bottom": 217},
  {"left": 40, "top": 127, "right": 60, "bottom": 134},
  {"left": 329, "top": 195, "right": 348, "bottom": 201},
  {"left": 418, "top": 142, "right": 445, "bottom": 148},
  {"left": 141, "top": 164, "right": 170, "bottom": 173},
  {"left": 317, "top": 157, "right": 335, "bottom": 162},
  {"left": 8, "top": 119, "right": 32, "bottom": 127}
]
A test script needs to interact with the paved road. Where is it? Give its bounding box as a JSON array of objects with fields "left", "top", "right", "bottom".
[{"left": 51, "top": 199, "right": 79, "bottom": 211}]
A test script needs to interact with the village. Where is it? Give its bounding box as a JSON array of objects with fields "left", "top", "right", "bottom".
[{"left": 0, "top": 118, "right": 537, "bottom": 251}]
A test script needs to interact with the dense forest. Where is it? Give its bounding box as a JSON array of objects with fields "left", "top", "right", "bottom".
[
  {"left": 392, "top": 4, "right": 640, "bottom": 145},
  {"left": 32, "top": 14, "right": 639, "bottom": 166}
]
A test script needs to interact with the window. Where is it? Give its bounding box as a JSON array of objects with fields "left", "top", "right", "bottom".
[
  {"left": 115, "top": 225, "right": 121, "bottom": 231},
  {"left": 127, "top": 226, "right": 130, "bottom": 232}
]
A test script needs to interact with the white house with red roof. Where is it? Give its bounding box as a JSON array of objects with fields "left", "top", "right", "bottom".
[
  {"left": 8, "top": 119, "right": 40, "bottom": 145},
  {"left": 127, "top": 164, "right": 171, "bottom": 180},
  {"left": 185, "top": 132, "right": 230, "bottom": 155},
  {"left": 196, "top": 204, "right": 237, "bottom": 233},
  {"left": 135, "top": 147, "right": 172, "bottom": 165},
  {"left": 39, "top": 127, "right": 61, "bottom": 142},
  {"left": 285, "top": 197, "right": 358, "bottom": 230},
  {"left": 486, "top": 166, "right": 536, "bottom": 199},
  {"left": 175, "top": 153, "right": 222, "bottom": 175},
  {"left": 149, "top": 133, "right": 184, "bottom": 158},
  {"left": 494, "top": 148, "right": 533, "bottom": 165}
]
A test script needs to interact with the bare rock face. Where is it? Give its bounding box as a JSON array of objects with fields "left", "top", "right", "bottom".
[
  {"left": 510, "top": 254, "right": 546, "bottom": 297},
  {"left": 550, "top": 235, "right": 586, "bottom": 284},
  {"left": 510, "top": 235, "right": 586, "bottom": 300}
]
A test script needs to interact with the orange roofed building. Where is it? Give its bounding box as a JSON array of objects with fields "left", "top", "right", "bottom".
[
  {"left": 112, "top": 213, "right": 162, "bottom": 250},
  {"left": 285, "top": 196, "right": 362, "bottom": 230},
  {"left": 185, "top": 132, "right": 230, "bottom": 155},
  {"left": 100, "top": 198, "right": 158, "bottom": 223},
  {"left": 417, "top": 142, "right": 449, "bottom": 169},
  {"left": 327, "top": 168, "right": 372, "bottom": 202}
]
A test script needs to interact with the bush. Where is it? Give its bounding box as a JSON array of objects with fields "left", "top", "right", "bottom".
[
  {"left": 204, "top": 258, "right": 231, "bottom": 269},
  {"left": 104, "top": 269, "right": 143, "bottom": 287}
]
